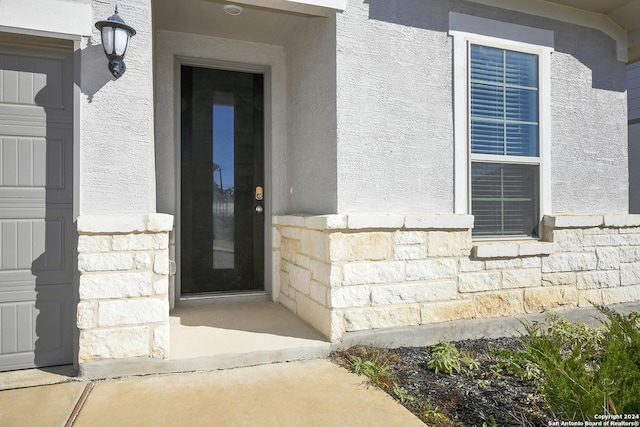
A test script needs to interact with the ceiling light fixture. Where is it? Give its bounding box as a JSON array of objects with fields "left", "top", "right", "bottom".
[{"left": 223, "top": 4, "right": 244, "bottom": 16}]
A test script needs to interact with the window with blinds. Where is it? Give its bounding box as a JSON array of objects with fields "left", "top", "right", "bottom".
[{"left": 469, "top": 44, "right": 540, "bottom": 237}]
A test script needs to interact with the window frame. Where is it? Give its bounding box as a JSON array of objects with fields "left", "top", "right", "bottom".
[{"left": 449, "top": 13, "right": 553, "bottom": 240}]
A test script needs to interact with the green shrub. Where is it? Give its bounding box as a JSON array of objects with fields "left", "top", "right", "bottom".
[
  {"left": 348, "top": 355, "right": 377, "bottom": 378},
  {"left": 517, "top": 306, "right": 640, "bottom": 420},
  {"left": 427, "top": 341, "right": 461, "bottom": 375},
  {"left": 346, "top": 347, "right": 396, "bottom": 392},
  {"left": 392, "top": 383, "right": 414, "bottom": 403},
  {"left": 427, "top": 341, "right": 480, "bottom": 376},
  {"left": 596, "top": 306, "right": 640, "bottom": 414},
  {"left": 491, "top": 348, "right": 543, "bottom": 381}
]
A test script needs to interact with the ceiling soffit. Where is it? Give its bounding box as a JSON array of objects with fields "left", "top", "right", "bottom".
[{"left": 468, "top": 0, "right": 640, "bottom": 63}]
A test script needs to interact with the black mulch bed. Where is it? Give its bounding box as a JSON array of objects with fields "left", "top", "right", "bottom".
[{"left": 332, "top": 337, "right": 554, "bottom": 427}]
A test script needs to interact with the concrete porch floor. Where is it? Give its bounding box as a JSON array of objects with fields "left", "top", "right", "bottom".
[
  {"left": 79, "top": 298, "right": 332, "bottom": 379},
  {"left": 169, "top": 299, "right": 331, "bottom": 360}
]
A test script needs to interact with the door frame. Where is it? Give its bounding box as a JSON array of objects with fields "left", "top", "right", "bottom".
[{"left": 173, "top": 56, "right": 273, "bottom": 303}]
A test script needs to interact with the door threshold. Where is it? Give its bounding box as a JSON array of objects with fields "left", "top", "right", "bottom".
[{"left": 177, "top": 291, "right": 269, "bottom": 307}]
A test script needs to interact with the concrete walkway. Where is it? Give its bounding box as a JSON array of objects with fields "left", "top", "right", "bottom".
[{"left": 0, "top": 359, "right": 425, "bottom": 427}]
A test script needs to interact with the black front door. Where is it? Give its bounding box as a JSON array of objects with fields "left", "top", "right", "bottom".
[{"left": 180, "top": 66, "right": 264, "bottom": 294}]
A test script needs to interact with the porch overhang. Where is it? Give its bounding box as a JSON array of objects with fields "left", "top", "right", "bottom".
[
  {"left": 0, "top": 0, "right": 92, "bottom": 38},
  {"left": 468, "top": 0, "right": 640, "bottom": 63}
]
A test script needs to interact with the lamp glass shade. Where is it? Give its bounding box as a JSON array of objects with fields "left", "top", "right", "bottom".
[
  {"left": 101, "top": 26, "right": 115, "bottom": 55},
  {"left": 101, "top": 26, "right": 131, "bottom": 57},
  {"left": 113, "top": 27, "right": 130, "bottom": 56}
]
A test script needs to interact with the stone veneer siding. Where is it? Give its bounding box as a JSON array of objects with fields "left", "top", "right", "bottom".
[
  {"left": 76, "top": 214, "right": 174, "bottom": 363},
  {"left": 273, "top": 214, "right": 640, "bottom": 341}
]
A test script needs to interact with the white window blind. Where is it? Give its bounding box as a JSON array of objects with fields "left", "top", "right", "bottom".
[{"left": 470, "top": 45, "right": 540, "bottom": 237}]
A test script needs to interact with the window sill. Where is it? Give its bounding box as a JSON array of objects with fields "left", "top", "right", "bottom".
[{"left": 472, "top": 240, "right": 555, "bottom": 259}]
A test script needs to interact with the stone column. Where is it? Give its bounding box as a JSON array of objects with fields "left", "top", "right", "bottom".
[{"left": 76, "top": 214, "right": 173, "bottom": 364}]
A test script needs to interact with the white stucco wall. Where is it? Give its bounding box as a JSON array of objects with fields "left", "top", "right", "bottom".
[
  {"left": 285, "top": 15, "right": 338, "bottom": 214},
  {"left": 549, "top": 15, "right": 628, "bottom": 214},
  {"left": 334, "top": 0, "right": 628, "bottom": 215},
  {"left": 79, "top": 0, "right": 157, "bottom": 214},
  {"left": 336, "top": 1, "right": 454, "bottom": 214}
]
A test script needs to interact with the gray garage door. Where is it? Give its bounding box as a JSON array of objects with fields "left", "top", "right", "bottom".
[{"left": 0, "top": 42, "right": 74, "bottom": 371}]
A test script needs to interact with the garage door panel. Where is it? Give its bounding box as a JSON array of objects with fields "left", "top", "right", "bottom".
[
  {"left": 0, "top": 282, "right": 36, "bottom": 302},
  {"left": 0, "top": 136, "right": 18, "bottom": 185},
  {"left": 0, "top": 220, "right": 48, "bottom": 271},
  {"left": 16, "top": 302, "right": 35, "bottom": 352},
  {"left": 1, "top": 60, "right": 19, "bottom": 104},
  {"left": 45, "top": 130, "right": 73, "bottom": 200},
  {"left": 44, "top": 216, "right": 64, "bottom": 270},
  {"left": 17, "top": 220, "right": 36, "bottom": 269},
  {"left": 0, "top": 270, "right": 72, "bottom": 287},
  {"left": 0, "top": 106, "right": 47, "bottom": 135},
  {"left": 0, "top": 220, "right": 18, "bottom": 269},
  {"left": 16, "top": 137, "right": 48, "bottom": 187},
  {"left": 34, "top": 299, "right": 64, "bottom": 350},
  {"left": 0, "top": 194, "right": 46, "bottom": 218},
  {"left": 0, "top": 283, "right": 72, "bottom": 370},
  {"left": 18, "top": 137, "right": 34, "bottom": 186},
  {"left": 0, "top": 137, "right": 51, "bottom": 187},
  {"left": 0, "top": 134, "right": 70, "bottom": 195},
  {"left": 0, "top": 214, "right": 73, "bottom": 282},
  {"left": 41, "top": 209, "right": 72, "bottom": 277},
  {"left": 31, "top": 57, "right": 65, "bottom": 109},
  {"left": 0, "top": 286, "right": 72, "bottom": 343},
  {"left": 0, "top": 302, "right": 35, "bottom": 354},
  {"left": 0, "top": 52, "right": 64, "bottom": 108},
  {"left": 45, "top": 138, "right": 65, "bottom": 190},
  {"left": 0, "top": 44, "right": 74, "bottom": 371},
  {"left": 1, "top": 220, "right": 41, "bottom": 270}
]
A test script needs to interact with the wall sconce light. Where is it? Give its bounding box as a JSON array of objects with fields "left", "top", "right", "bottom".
[{"left": 95, "top": 6, "right": 136, "bottom": 79}]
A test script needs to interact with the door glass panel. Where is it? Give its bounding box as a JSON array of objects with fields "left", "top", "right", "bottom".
[
  {"left": 212, "top": 103, "right": 235, "bottom": 269},
  {"left": 181, "top": 66, "right": 264, "bottom": 295}
]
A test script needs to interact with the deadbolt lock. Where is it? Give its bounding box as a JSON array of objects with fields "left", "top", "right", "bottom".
[{"left": 255, "top": 186, "right": 264, "bottom": 201}]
